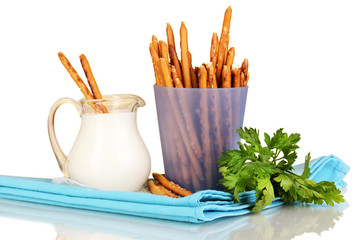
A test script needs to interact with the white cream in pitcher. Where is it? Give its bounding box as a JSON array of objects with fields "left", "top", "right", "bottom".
[{"left": 66, "top": 112, "right": 151, "bottom": 191}]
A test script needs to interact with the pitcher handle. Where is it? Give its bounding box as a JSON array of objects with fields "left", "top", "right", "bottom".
[{"left": 47, "top": 98, "right": 82, "bottom": 177}]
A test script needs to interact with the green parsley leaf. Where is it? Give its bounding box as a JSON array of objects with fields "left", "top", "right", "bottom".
[{"left": 217, "top": 127, "right": 345, "bottom": 212}]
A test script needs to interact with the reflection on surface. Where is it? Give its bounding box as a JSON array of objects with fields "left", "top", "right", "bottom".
[{"left": 0, "top": 196, "right": 347, "bottom": 240}]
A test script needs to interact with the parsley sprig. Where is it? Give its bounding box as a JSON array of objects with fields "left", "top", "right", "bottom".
[{"left": 217, "top": 127, "right": 344, "bottom": 212}]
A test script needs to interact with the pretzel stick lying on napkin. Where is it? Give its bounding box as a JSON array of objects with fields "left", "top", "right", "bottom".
[{"left": 153, "top": 173, "right": 192, "bottom": 197}]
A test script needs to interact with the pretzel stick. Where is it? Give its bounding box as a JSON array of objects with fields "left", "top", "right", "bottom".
[
  {"left": 208, "top": 62, "right": 217, "bottom": 88},
  {"left": 198, "top": 66, "right": 214, "bottom": 188},
  {"left": 149, "top": 44, "right": 165, "bottom": 86},
  {"left": 171, "top": 66, "right": 184, "bottom": 88},
  {"left": 240, "top": 71, "right": 245, "bottom": 87},
  {"left": 188, "top": 52, "right": 198, "bottom": 88},
  {"left": 216, "top": 6, "right": 232, "bottom": 82},
  {"left": 147, "top": 180, "right": 178, "bottom": 198},
  {"left": 165, "top": 90, "right": 204, "bottom": 181},
  {"left": 159, "top": 41, "right": 170, "bottom": 64},
  {"left": 79, "top": 54, "right": 101, "bottom": 99},
  {"left": 233, "top": 68, "right": 241, "bottom": 87},
  {"left": 153, "top": 173, "right": 192, "bottom": 197},
  {"left": 198, "top": 65, "right": 207, "bottom": 89},
  {"left": 79, "top": 54, "right": 108, "bottom": 113},
  {"left": 152, "top": 35, "right": 160, "bottom": 58},
  {"left": 169, "top": 45, "right": 183, "bottom": 84},
  {"left": 58, "top": 52, "right": 94, "bottom": 100},
  {"left": 180, "top": 22, "right": 192, "bottom": 88},
  {"left": 244, "top": 72, "right": 250, "bottom": 86},
  {"left": 210, "top": 33, "right": 219, "bottom": 65},
  {"left": 222, "top": 66, "right": 233, "bottom": 152},
  {"left": 157, "top": 182, "right": 179, "bottom": 198},
  {"left": 166, "top": 23, "right": 176, "bottom": 57},
  {"left": 221, "top": 65, "right": 232, "bottom": 88},
  {"left": 225, "top": 47, "right": 235, "bottom": 68},
  {"left": 147, "top": 180, "right": 164, "bottom": 196},
  {"left": 207, "top": 63, "right": 223, "bottom": 168},
  {"left": 160, "top": 58, "right": 174, "bottom": 87}
]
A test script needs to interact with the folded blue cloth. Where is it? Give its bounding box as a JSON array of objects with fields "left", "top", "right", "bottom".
[{"left": 0, "top": 155, "right": 349, "bottom": 223}]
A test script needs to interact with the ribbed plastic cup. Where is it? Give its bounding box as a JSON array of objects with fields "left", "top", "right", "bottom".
[{"left": 154, "top": 85, "right": 248, "bottom": 192}]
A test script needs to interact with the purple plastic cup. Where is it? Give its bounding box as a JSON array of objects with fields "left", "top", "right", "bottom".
[{"left": 154, "top": 85, "right": 248, "bottom": 192}]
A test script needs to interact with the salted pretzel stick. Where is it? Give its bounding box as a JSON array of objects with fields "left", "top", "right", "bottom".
[
  {"left": 222, "top": 65, "right": 232, "bottom": 88},
  {"left": 216, "top": 6, "right": 232, "bottom": 81},
  {"left": 160, "top": 58, "right": 174, "bottom": 87},
  {"left": 244, "top": 72, "right": 250, "bottom": 86},
  {"left": 166, "top": 91, "right": 204, "bottom": 181},
  {"left": 149, "top": 43, "right": 165, "bottom": 86},
  {"left": 153, "top": 173, "right": 192, "bottom": 197},
  {"left": 208, "top": 62, "right": 217, "bottom": 88},
  {"left": 79, "top": 54, "right": 108, "bottom": 114},
  {"left": 147, "top": 180, "right": 178, "bottom": 198},
  {"left": 233, "top": 68, "right": 241, "bottom": 87},
  {"left": 171, "top": 65, "right": 184, "bottom": 88},
  {"left": 225, "top": 47, "right": 235, "bottom": 68},
  {"left": 166, "top": 23, "right": 176, "bottom": 57},
  {"left": 180, "top": 22, "right": 192, "bottom": 88},
  {"left": 221, "top": 65, "right": 233, "bottom": 151},
  {"left": 169, "top": 46, "right": 183, "bottom": 84},
  {"left": 198, "top": 65, "right": 207, "bottom": 88},
  {"left": 188, "top": 52, "right": 198, "bottom": 88},
  {"left": 210, "top": 33, "right": 219, "bottom": 65},
  {"left": 79, "top": 54, "right": 102, "bottom": 99},
  {"left": 198, "top": 65, "right": 213, "bottom": 188},
  {"left": 157, "top": 182, "right": 179, "bottom": 198},
  {"left": 159, "top": 41, "right": 170, "bottom": 64},
  {"left": 58, "top": 52, "right": 94, "bottom": 100},
  {"left": 152, "top": 35, "right": 160, "bottom": 57},
  {"left": 240, "top": 71, "right": 245, "bottom": 87}
]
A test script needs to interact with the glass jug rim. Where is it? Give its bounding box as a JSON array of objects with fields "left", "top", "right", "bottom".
[{"left": 79, "top": 94, "right": 146, "bottom": 107}]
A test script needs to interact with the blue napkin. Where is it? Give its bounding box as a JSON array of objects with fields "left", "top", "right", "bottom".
[{"left": 0, "top": 155, "right": 349, "bottom": 223}]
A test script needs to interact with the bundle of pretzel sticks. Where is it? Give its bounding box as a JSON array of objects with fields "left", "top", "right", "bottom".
[
  {"left": 58, "top": 52, "right": 108, "bottom": 113},
  {"left": 149, "top": 6, "right": 250, "bottom": 193},
  {"left": 149, "top": 6, "right": 249, "bottom": 89}
]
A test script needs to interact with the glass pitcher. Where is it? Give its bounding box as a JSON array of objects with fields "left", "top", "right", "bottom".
[{"left": 48, "top": 94, "right": 151, "bottom": 191}]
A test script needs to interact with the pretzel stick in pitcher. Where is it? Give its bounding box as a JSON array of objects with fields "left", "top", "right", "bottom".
[
  {"left": 79, "top": 54, "right": 108, "bottom": 113},
  {"left": 153, "top": 173, "right": 192, "bottom": 197},
  {"left": 180, "top": 22, "right": 192, "bottom": 88},
  {"left": 79, "top": 54, "right": 102, "bottom": 99},
  {"left": 58, "top": 52, "right": 94, "bottom": 100}
]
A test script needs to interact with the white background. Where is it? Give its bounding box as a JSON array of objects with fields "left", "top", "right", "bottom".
[{"left": 0, "top": 0, "right": 359, "bottom": 239}]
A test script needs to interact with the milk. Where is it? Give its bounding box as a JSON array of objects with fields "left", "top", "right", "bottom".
[{"left": 67, "top": 112, "right": 151, "bottom": 191}]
